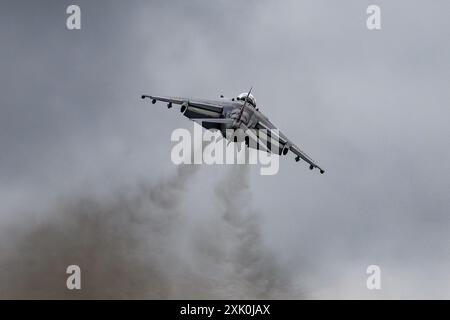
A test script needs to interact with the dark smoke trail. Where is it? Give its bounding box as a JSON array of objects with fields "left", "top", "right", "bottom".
[
  {"left": 212, "top": 164, "right": 295, "bottom": 299},
  {"left": 0, "top": 165, "right": 198, "bottom": 299}
]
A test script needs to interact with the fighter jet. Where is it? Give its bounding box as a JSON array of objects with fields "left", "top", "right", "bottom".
[{"left": 141, "top": 89, "right": 325, "bottom": 174}]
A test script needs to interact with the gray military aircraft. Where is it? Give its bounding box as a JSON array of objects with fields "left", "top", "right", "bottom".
[{"left": 141, "top": 89, "right": 325, "bottom": 174}]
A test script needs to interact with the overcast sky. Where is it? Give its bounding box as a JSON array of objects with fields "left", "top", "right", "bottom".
[{"left": 0, "top": 0, "right": 449, "bottom": 299}]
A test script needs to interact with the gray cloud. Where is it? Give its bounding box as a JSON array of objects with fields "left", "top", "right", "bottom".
[
  {"left": 0, "top": 0, "right": 449, "bottom": 299},
  {"left": 0, "top": 164, "right": 293, "bottom": 299}
]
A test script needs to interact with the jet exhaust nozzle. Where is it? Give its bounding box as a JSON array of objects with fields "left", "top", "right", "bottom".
[{"left": 180, "top": 103, "right": 188, "bottom": 114}]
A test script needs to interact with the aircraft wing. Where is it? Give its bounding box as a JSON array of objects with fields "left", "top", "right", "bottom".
[
  {"left": 141, "top": 94, "right": 223, "bottom": 116},
  {"left": 256, "top": 120, "right": 325, "bottom": 174},
  {"left": 288, "top": 142, "right": 325, "bottom": 174},
  {"left": 141, "top": 95, "right": 184, "bottom": 105},
  {"left": 141, "top": 94, "right": 226, "bottom": 130}
]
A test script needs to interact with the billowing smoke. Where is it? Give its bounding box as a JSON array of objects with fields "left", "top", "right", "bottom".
[
  {"left": 212, "top": 165, "right": 294, "bottom": 299},
  {"left": 0, "top": 159, "right": 292, "bottom": 299},
  {"left": 0, "top": 164, "right": 198, "bottom": 299}
]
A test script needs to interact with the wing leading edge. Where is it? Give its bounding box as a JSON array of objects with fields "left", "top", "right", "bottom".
[
  {"left": 141, "top": 94, "right": 325, "bottom": 174},
  {"left": 256, "top": 120, "right": 325, "bottom": 174},
  {"left": 141, "top": 95, "right": 223, "bottom": 114}
]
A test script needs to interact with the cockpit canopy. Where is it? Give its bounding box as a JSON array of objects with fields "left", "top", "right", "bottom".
[{"left": 236, "top": 92, "right": 256, "bottom": 107}]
